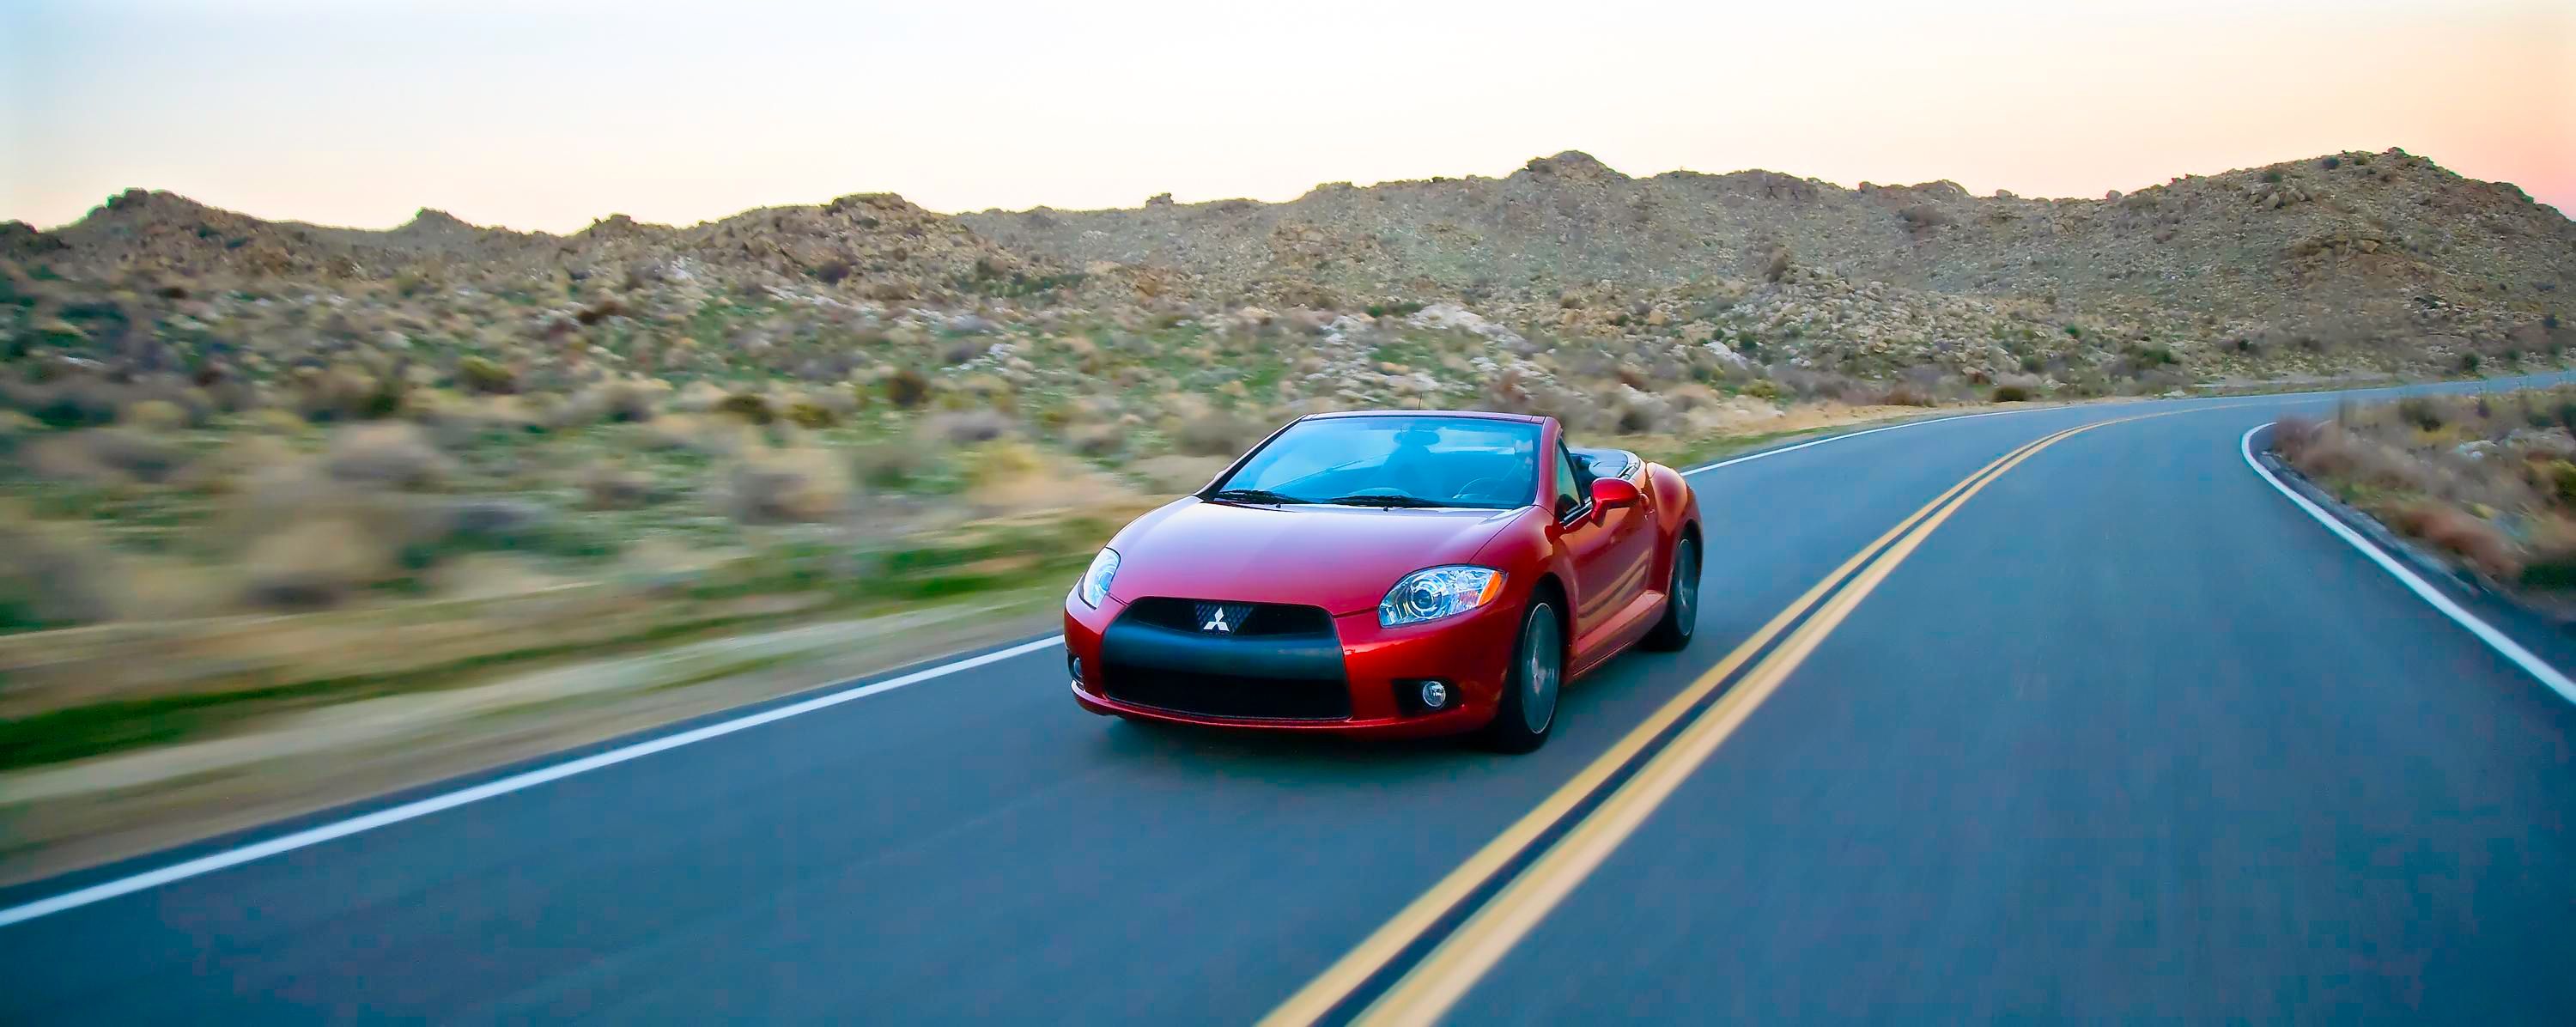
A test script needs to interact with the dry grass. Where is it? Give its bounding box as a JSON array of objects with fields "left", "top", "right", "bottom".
[
  {"left": 720, "top": 445, "right": 852, "bottom": 524},
  {"left": 578, "top": 461, "right": 658, "bottom": 509},
  {"left": 1170, "top": 408, "right": 1264, "bottom": 456},
  {"left": 2278, "top": 389, "right": 2576, "bottom": 590},
  {"left": 240, "top": 518, "right": 397, "bottom": 610},
  {"left": 320, "top": 422, "right": 451, "bottom": 489},
  {"left": 0, "top": 515, "right": 126, "bottom": 629},
  {"left": 23, "top": 428, "right": 191, "bottom": 484}
]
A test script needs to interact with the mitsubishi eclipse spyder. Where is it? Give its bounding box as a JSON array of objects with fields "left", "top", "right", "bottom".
[{"left": 1063, "top": 410, "right": 1702, "bottom": 752}]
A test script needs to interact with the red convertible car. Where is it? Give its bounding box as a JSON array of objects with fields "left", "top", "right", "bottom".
[{"left": 1063, "top": 410, "right": 1702, "bottom": 752}]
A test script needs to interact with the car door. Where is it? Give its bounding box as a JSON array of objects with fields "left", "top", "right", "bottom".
[{"left": 1549, "top": 441, "right": 1654, "bottom": 649}]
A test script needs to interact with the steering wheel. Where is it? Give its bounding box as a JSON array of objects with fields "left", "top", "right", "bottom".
[
  {"left": 1455, "top": 476, "right": 1511, "bottom": 501},
  {"left": 1343, "top": 486, "right": 1408, "bottom": 497}
]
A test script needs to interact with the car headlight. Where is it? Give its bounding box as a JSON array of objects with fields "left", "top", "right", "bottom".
[
  {"left": 1076, "top": 547, "right": 1121, "bottom": 607},
  {"left": 1379, "top": 566, "right": 1504, "bottom": 628}
]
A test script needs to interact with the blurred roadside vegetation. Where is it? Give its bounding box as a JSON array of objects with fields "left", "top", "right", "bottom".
[
  {"left": 0, "top": 258, "right": 2421, "bottom": 771},
  {"left": 2276, "top": 386, "right": 2576, "bottom": 595}
]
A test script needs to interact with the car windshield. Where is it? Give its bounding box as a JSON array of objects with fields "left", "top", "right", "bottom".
[{"left": 1206, "top": 416, "right": 1542, "bottom": 510}]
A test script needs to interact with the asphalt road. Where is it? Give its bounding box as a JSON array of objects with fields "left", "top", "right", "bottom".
[{"left": 6, "top": 381, "right": 2575, "bottom": 1024}]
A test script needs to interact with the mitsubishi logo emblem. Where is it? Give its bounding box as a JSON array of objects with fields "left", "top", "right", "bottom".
[{"left": 1202, "top": 607, "right": 1233, "bottom": 633}]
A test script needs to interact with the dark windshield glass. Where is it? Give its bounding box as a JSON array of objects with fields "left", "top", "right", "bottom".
[{"left": 1207, "top": 416, "right": 1541, "bottom": 510}]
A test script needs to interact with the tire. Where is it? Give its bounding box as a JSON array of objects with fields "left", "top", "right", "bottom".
[
  {"left": 1479, "top": 599, "right": 1563, "bottom": 754},
  {"left": 1642, "top": 534, "right": 1699, "bottom": 652}
]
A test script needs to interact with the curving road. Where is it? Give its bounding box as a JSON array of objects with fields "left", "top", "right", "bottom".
[{"left": 6, "top": 383, "right": 2576, "bottom": 1024}]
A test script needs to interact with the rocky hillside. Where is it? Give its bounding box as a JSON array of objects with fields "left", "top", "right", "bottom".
[
  {"left": 20, "top": 187, "right": 1089, "bottom": 307},
  {"left": 968, "top": 149, "right": 2574, "bottom": 378},
  {"left": 10, "top": 147, "right": 2569, "bottom": 391}
]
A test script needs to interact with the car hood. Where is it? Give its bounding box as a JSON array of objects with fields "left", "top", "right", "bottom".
[{"left": 1106, "top": 498, "right": 1529, "bottom": 616}]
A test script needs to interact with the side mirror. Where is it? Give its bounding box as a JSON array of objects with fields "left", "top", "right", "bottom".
[{"left": 1589, "top": 477, "right": 1641, "bottom": 518}]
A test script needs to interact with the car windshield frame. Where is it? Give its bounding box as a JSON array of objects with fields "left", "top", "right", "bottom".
[{"left": 1201, "top": 415, "right": 1544, "bottom": 511}]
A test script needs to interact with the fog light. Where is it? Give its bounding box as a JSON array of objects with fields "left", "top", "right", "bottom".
[
  {"left": 1069, "top": 655, "right": 1085, "bottom": 684},
  {"left": 1419, "top": 680, "right": 1450, "bottom": 710}
]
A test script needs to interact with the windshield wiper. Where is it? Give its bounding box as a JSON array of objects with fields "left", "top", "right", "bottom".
[
  {"left": 1321, "top": 494, "right": 1447, "bottom": 508},
  {"left": 1206, "top": 488, "right": 1307, "bottom": 506}
]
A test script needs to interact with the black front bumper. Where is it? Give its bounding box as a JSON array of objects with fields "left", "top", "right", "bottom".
[{"left": 1097, "top": 599, "right": 1352, "bottom": 720}]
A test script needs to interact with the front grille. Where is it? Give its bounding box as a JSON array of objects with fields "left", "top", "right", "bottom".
[
  {"left": 1101, "top": 665, "right": 1354, "bottom": 720},
  {"left": 1100, "top": 596, "right": 1350, "bottom": 720},
  {"left": 1119, "top": 597, "right": 1334, "bottom": 638}
]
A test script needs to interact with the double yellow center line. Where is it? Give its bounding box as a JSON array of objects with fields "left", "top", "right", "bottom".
[{"left": 1262, "top": 416, "right": 2132, "bottom": 1026}]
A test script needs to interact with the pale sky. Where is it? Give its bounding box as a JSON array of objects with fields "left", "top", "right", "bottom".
[{"left": 4, "top": 0, "right": 2570, "bottom": 233}]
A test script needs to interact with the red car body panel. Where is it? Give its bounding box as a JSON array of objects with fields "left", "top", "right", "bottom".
[{"left": 1063, "top": 410, "right": 1700, "bottom": 738}]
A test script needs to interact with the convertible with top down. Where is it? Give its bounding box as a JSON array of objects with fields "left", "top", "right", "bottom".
[{"left": 1062, "top": 410, "right": 1702, "bottom": 752}]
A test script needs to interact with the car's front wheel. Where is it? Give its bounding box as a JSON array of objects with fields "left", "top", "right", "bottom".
[
  {"left": 1643, "top": 534, "right": 1698, "bottom": 651},
  {"left": 1479, "top": 599, "right": 1562, "bottom": 753}
]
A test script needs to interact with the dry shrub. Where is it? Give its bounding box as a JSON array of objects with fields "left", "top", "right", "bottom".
[
  {"left": 557, "top": 378, "right": 659, "bottom": 426},
  {"left": 1661, "top": 383, "right": 1722, "bottom": 413},
  {"left": 580, "top": 462, "right": 657, "bottom": 509},
  {"left": 851, "top": 434, "right": 944, "bottom": 489},
  {"left": 963, "top": 441, "right": 1046, "bottom": 489},
  {"left": 2281, "top": 422, "right": 2427, "bottom": 493},
  {"left": 1479, "top": 368, "right": 1596, "bottom": 429},
  {"left": 1991, "top": 384, "right": 2033, "bottom": 403},
  {"left": 951, "top": 373, "right": 1016, "bottom": 413},
  {"left": 1170, "top": 409, "right": 1265, "bottom": 456},
  {"left": 721, "top": 446, "right": 851, "bottom": 524},
  {"left": 927, "top": 409, "right": 1016, "bottom": 446},
  {"left": 574, "top": 297, "right": 628, "bottom": 325},
  {"left": 240, "top": 518, "right": 396, "bottom": 611},
  {"left": 2388, "top": 501, "right": 2520, "bottom": 580},
  {"left": 964, "top": 442, "right": 1140, "bottom": 514},
  {"left": 714, "top": 391, "right": 775, "bottom": 425},
  {"left": 2, "top": 376, "right": 121, "bottom": 428},
  {"left": 884, "top": 367, "right": 931, "bottom": 409},
  {"left": 784, "top": 398, "right": 839, "bottom": 428},
  {"left": 294, "top": 366, "right": 398, "bottom": 421},
  {"left": 248, "top": 407, "right": 314, "bottom": 434},
  {"left": 2271, "top": 416, "right": 2324, "bottom": 458},
  {"left": 2395, "top": 396, "right": 2447, "bottom": 431},
  {"left": 2518, "top": 514, "right": 2576, "bottom": 590},
  {"left": 1874, "top": 382, "right": 1940, "bottom": 407},
  {"left": 118, "top": 398, "right": 190, "bottom": 431},
  {"left": 458, "top": 356, "right": 516, "bottom": 394},
  {"left": 0, "top": 410, "right": 37, "bottom": 454},
  {"left": 672, "top": 380, "right": 732, "bottom": 413},
  {"left": 1770, "top": 367, "right": 1863, "bottom": 403},
  {"left": 428, "top": 552, "right": 572, "bottom": 599},
  {"left": 1069, "top": 422, "right": 1127, "bottom": 457},
  {"left": 176, "top": 433, "right": 298, "bottom": 495},
  {"left": 115, "top": 557, "right": 228, "bottom": 621},
  {"left": 416, "top": 392, "right": 548, "bottom": 441},
  {"left": 1607, "top": 386, "right": 1677, "bottom": 434},
  {"left": 1041, "top": 394, "right": 1123, "bottom": 432},
  {"left": 423, "top": 496, "right": 556, "bottom": 541},
  {"left": 808, "top": 386, "right": 863, "bottom": 420},
  {"left": 0, "top": 516, "right": 125, "bottom": 629},
  {"left": 1126, "top": 454, "right": 1230, "bottom": 495},
  {"left": 26, "top": 428, "right": 190, "bottom": 483},
  {"left": 1897, "top": 204, "right": 1953, "bottom": 234},
  {"left": 2542, "top": 459, "right": 2576, "bottom": 507},
  {"left": 632, "top": 413, "right": 750, "bottom": 456},
  {"left": 322, "top": 422, "right": 451, "bottom": 489}
]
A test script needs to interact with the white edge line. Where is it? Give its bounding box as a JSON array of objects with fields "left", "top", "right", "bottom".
[
  {"left": 2239, "top": 422, "right": 2576, "bottom": 706},
  {"left": 0, "top": 635, "right": 1066, "bottom": 929}
]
